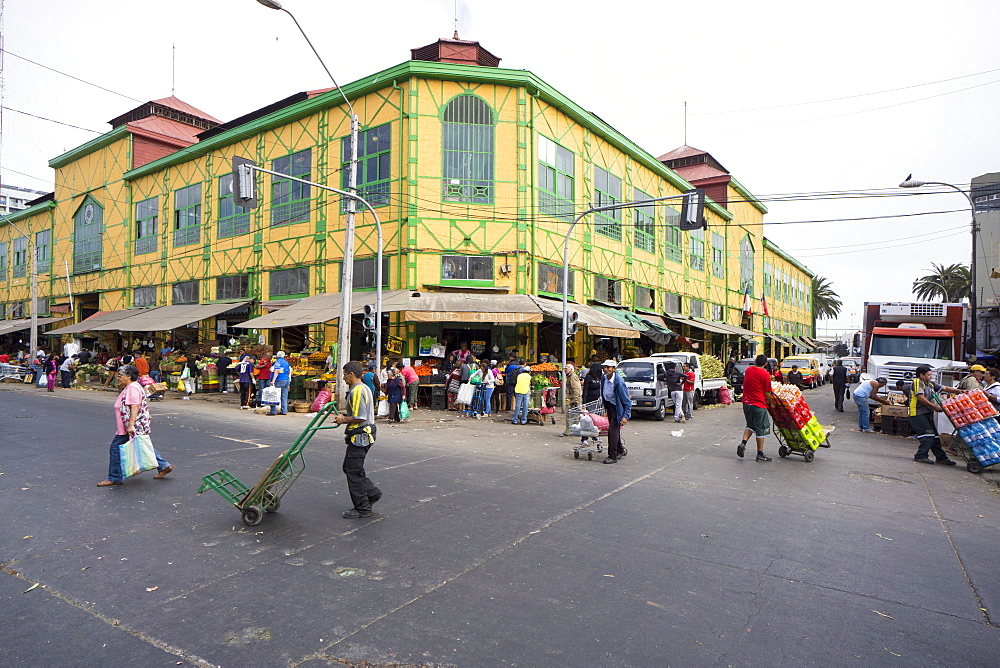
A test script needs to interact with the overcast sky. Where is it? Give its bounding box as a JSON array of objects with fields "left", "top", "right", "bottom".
[{"left": 3, "top": 0, "right": 999, "bottom": 338}]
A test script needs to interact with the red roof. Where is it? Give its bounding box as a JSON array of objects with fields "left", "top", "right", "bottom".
[
  {"left": 657, "top": 145, "right": 708, "bottom": 162},
  {"left": 672, "top": 163, "right": 729, "bottom": 181},
  {"left": 150, "top": 96, "right": 221, "bottom": 123},
  {"left": 127, "top": 116, "right": 202, "bottom": 146}
]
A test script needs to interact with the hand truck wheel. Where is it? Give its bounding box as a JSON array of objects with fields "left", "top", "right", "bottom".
[
  {"left": 241, "top": 506, "right": 264, "bottom": 526},
  {"left": 778, "top": 445, "right": 789, "bottom": 458},
  {"left": 967, "top": 460, "right": 983, "bottom": 474},
  {"left": 803, "top": 450, "right": 815, "bottom": 463},
  {"left": 264, "top": 492, "right": 281, "bottom": 513}
]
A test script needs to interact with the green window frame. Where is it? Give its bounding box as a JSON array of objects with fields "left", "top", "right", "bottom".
[
  {"left": 0, "top": 241, "right": 6, "bottom": 280},
  {"left": 271, "top": 149, "right": 311, "bottom": 226},
  {"left": 346, "top": 257, "right": 390, "bottom": 290},
  {"left": 218, "top": 174, "right": 250, "bottom": 239},
  {"left": 689, "top": 298, "right": 704, "bottom": 318},
  {"left": 711, "top": 232, "right": 725, "bottom": 279},
  {"left": 740, "top": 236, "right": 754, "bottom": 293},
  {"left": 594, "top": 167, "right": 622, "bottom": 241},
  {"left": 537, "top": 262, "right": 574, "bottom": 297},
  {"left": 35, "top": 230, "right": 51, "bottom": 274},
  {"left": 633, "top": 188, "right": 656, "bottom": 253},
  {"left": 173, "top": 184, "right": 201, "bottom": 247},
  {"left": 135, "top": 197, "right": 158, "bottom": 255},
  {"left": 664, "top": 205, "right": 682, "bottom": 264},
  {"left": 635, "top": 285, "right": 656, "bottom": 311},
  {"left": 763, "top": 262, "right": 772, "bottom": 297},
  {"left": 442, "top": 95, "right": 495, "bottom": 204},
  {"left": 538, "top": 136, "right": 575, "bottom": 221},
  {"left": 688, "top": 229, "right": 705, "bottom": 272},
  {"left": 133, "top": 286, "right": 156, "bottom": 307},
  {"left": 216, "top": 274, "right": 249, "bottom": 300},
  {"left": 172, "top": 280, "right": 199, "bottom": 305},
  {"left": 441, "top": 255, "right": 493, "bottom": 282},
  {"left": 665, "top": 292, "right": 682, "bottom": 313},
  {"left": 594, "top": 276, "right": 622, "bottom": 304},
  {"left": 73, "top": 198, "right": 103, "bottom": 274},
  {"left": 342, "top": 124, "right": 391, "bottom": 209},
  {"left": 270, "top": 267, "right": 309, "bottom": 298},
  {"left": 12, "top": 236, "right": 27, "bottom": 279},
  {"left": 711, "top": 303, "right": 724, "bottom": 321}
]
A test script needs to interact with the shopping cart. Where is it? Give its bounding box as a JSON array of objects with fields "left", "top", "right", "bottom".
[
  {"left": 564, "top": 397, "right": 627, "bottom": 460},
  {"left": 461, "top": 382, "right": 490, "bottom": 419},
  {"left": 197, "top": 401, "right": 340, "bottom": 526},
  {"left": 526, "top": 387, "right": 558, "bottom": 425}
]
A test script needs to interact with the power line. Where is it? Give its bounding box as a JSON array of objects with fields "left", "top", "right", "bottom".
[
  {"left": 2, "top": 49, "right": 142, "bottom": 102},
  {"left": 1, "top": 105, "right": 103, "bottom": 134}
]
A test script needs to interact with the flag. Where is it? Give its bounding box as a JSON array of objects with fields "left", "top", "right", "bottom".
[
  {"left": 742, "top": 289, "right": 751, "bottom": 315},
  {"left": 761, "top": 295, "right": 770, "bottom": 317}
]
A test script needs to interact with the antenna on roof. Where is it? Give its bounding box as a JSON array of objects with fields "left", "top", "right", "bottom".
[
  {"left": 683, "top": 101, "right": 687, "bottom": 145},
  {"left": 171, "top": 43, "right": 176, "bottom": 96},
  {"left": 453, "top": 0, "right": 459, "bottom": 39}
]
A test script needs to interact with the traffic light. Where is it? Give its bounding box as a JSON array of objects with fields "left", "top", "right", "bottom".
[
  {"left": 362, "top": 304, "right": 377, "bottom": 331},
  {"left": 566, "top": 310, "right": 579, "bottom": 337},
  {"left": 679, "top": 188, "right": 705, "bottom": 231},
  {"left": 232, "top": 156, "right": 258, "bottom": 209}
]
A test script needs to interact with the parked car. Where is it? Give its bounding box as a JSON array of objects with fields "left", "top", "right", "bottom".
[
  {"left": 730, "top": 357, "right": 779, "bottom": 395},
  {"left": 616, "top": 357, "right": 677, "bottom": 421},
  {"left": 779, "top": 356, "right": 822, "bottom": 389},
  {"left": 841, "top": 356, "right": 862, "bottom": 383},
  {"left": 649, "top": 352, "right": 728, "bottom": 406}
]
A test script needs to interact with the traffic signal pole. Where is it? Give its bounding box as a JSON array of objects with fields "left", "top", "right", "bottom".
[{"left": 233, "top": 161, "right": 382, "bottom": 403}]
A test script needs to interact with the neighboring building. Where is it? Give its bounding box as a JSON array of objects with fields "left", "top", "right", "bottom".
[
  {"left": 0, "top": 184, "right": 48, "bottom": 215},
  {"left": 973, "top": 172, "right": 1000, "bottom": 353},
  {"left": 0, "top": 35, "right": 817, "bottom": 363}
]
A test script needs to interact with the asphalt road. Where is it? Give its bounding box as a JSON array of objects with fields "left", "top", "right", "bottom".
[{"left": 2, "top": 382, "right": 999, "bottom": 666}]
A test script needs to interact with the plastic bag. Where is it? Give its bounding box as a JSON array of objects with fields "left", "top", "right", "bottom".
[
  {"left": 377, "top": 398, "right": 389, "bottom": 417},
  {"left": 718, "top": 386, "right": 732, "bottom": 405},
  {"left": 399, "top": 401, "right": 410, "bottom": 420},
  {"left": 176, "top": 379, "right": 185, "bottom": 392},
  {"left": 457, "top": 382, "right": 475, "bottom": 405},
  {"left": 260, "top": 385, "right": 281, "bottom": 406},
  {"left": 119, "top": 434, "right": 158, "bottom": 478}
]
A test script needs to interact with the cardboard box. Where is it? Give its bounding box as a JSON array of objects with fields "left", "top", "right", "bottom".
[{"left": 881, "top": 405, "right": 909, "bottom": 418}]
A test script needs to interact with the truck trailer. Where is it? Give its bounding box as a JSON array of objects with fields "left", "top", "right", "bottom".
[{"left": 860, "top": 302, "right": 966, "bottom": 387}]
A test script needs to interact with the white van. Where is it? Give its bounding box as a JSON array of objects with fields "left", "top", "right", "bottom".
[{"left": 616, "top": 357, "right": 675, "bottom": 421}]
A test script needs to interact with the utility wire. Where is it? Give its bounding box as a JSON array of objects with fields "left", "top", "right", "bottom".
[
  {"left": 2, "top": 49, "right": 143, "bottom": 102},
  {"left": 1, "top": 105, "right": 103, "bottom": 133}
]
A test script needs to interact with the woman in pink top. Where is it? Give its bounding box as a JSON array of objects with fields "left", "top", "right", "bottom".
[
  {"left": 97, "top": 365, "right": 172, "bottom": 487},
  {"left": 396, "top": 361, "right": 419, "bottom": 410}
]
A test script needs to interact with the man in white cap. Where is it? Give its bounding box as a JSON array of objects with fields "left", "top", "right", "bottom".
[
  {"left": 600, "top": 360, "right": 631, "bottom": 464},
  {"left": 268, "top": 351, "right": 292, "bottom": 415}
]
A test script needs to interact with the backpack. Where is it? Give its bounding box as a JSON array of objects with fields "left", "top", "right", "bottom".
[{"left": 506, "top": 364, "right": 520, "bottom": 385}]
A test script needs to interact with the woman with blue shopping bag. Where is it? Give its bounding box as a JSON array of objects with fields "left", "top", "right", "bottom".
[{"left": 97, "top": 365, "right": 172, "bottom": 487}]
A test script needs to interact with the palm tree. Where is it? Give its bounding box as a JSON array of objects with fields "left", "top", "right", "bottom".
[
  {"left": 812, "top": 276, "right": 842, "bottom": 321},
  {"left": 912, "top": 263, "right": 971, "bottom": 303}
]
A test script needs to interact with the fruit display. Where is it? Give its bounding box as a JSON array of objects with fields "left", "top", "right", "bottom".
[
  {"left": 942, "top": 389, "right": 998, "bottom": 427},
  {"left": 530, "top": 363, "right": 559, "bottom": 371},
  {"left": 699, "top": 354, "right": 725, "bottom": 379},
  {"left": 415, "top": 365, "right": 434, "bottom": 376}
]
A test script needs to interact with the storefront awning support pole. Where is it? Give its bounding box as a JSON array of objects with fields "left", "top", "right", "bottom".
[
  {"left": 561, "top": 194, "right": 687, "bottom": 417},
  {"left": 248, "top": 166, "right": 382, "bottom": 406}
]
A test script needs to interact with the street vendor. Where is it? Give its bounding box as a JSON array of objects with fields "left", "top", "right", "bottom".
[
  {"left": 959, "top": 364, "right": 986, "bottom": 391},
  {"left": 853, "top": 377, "right": 890, "bottom": 433},
  {"left": 564, "top": 358, "right": 582, "bottom": 407},
  {"left": 909, "top": 364, "right": 963, "bottom": 465}
]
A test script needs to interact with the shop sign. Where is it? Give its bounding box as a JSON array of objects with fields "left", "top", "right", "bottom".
[
  {"left": 419, "top": 336, "right": 437, "bottom": 355},
  {"left": 217, "top": 320, "right": 228, "bottom": 334},
  {"left": 385, "top": 335, "right": 404, "bottom": 355},
  {"left": 471, "top": 340, "right": 486, "bottom": 355},
  {"left": 405, "top": 311, "right": 542, "bottom": 323}
]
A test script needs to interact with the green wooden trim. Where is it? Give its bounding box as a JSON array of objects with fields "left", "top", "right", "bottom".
[
  {"left": 1, "top": 200, "right": 56, "bottom": 225},
  {"left": 763, "top": 237, "right": 814, "bottom": 278},
  {"left": 49, "top": 126, "right": 130, "bottom": 169},
  {"left": 729, "top": 176, "right": 768, "bottom": 214}
]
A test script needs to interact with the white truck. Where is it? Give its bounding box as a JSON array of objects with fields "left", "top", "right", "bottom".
[{"left": 651, "top": 352, "right": 728, "bottom": 407}]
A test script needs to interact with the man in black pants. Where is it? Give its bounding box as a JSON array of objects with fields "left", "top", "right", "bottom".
[
  {"left": 217, "top": 351, "right": 232, "bottom": 393},
  {"left": 599, "top": 359, "right": 632, "bottom": 464},
  {"left": 334, "top": 360, "right": 382, "bottom": 518},
  {"left": 831, "top": 359, "right": 849, "bottom": 412}
]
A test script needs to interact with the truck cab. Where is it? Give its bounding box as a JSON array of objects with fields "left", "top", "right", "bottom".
[{"left": 861, "top": 302, "right": 966, "bottom": 389}]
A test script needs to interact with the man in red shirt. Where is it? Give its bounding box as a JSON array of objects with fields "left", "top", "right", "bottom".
[
  {"left": 681, "top": 362, "right": 696, "bottom": 420},
  {"left": 737, "top": 354, "right": 773, "bottom": 462}
]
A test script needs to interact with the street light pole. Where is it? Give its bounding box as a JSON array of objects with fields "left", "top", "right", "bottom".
[
  {"left": 3, "top": 216, "right": 38, "bottom": 358},
  {"left": 899, "top": 177, "right": 977, "bottom": 356},
  {"left": 257, "top": 0, "right": 361, "bottom": 407},
  {"left": 559, "top": 194, "right": 687, "bottom": 420}
]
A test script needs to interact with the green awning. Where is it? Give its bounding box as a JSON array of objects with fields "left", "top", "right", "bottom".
[{"left": 594, "top": 306, "right": 676, "bottom": 345}]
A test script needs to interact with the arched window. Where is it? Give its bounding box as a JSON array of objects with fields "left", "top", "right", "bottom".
[
  {"left": 740, "top": 235, "right": 755, "bottom": 294},
  {"left": 442, "top": 95, "right": 495, "bottom": 204},
  {"left": 73, "top": 197, "right": 103, "bottom": 274}
]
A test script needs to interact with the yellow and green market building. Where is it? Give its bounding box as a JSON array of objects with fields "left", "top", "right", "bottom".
[{"left": 0, "top": 35, "right": 819, "bottom": 365}]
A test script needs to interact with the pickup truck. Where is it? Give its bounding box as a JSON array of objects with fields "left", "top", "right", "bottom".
[{"left": 650, "top": 352, "right": 728, "bottom": 407}]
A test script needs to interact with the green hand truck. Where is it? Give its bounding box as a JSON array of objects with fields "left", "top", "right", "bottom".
[{"left": 197, "top": 402, "right": 340, "bottom": 526}]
